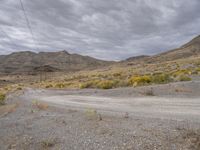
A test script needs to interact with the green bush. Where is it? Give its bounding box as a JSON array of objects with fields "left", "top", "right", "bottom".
[{"left": 0, "top": 93, "right": 6, "bottom": 105}]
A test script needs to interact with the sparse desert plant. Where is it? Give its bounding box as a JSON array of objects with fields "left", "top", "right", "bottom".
[
  {"left": 32, "top": 100, "right": 48, "bottom": 110},
  {"left": 41, "top": 138, "right": 56, "bottom": 148},
  {"left": 196, "top": 68, "right": 200, "bottom": 73},
  {"left": 173, "top": 69, "right": 192, "bottom": 77},
  {"left": 16, "top": 87, "right": 22, "bottom": 90},
  {"left": 113, "top": 72, "right": 122, "bottom": 77},
  {"left": 85, "top": 108, "right": 98, "bottom": 120},
  {"left": 129, "top": 75, "right": 152, "bottom": 86},
  {"left": 116, "top": 80, "right": 130, "bottom": 87},
  {"left": 45, "top": 84, "right": 53, "bottom": 88},
  {"left": 79, "top": 80, "right": 99, "bottom": 89},
  {"left": 178, "top": 75, "right": 192, "bottom": 81},
  {"left": 0, "top": 93, "right": 6, "bottom": 105},
  {"left": 97, "top": 80, "right": 115, "bottom": 89},
  {"left": 151, "top": 73, "right": 172, "bottom": 84},
  {"left": 55, "top": 83, "right": 65, "bottom": 88},
  {"left": 79, "top": 82, "right": 93, "bottom": 89}
]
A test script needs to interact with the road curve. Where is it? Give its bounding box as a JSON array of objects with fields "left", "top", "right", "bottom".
[{"left": 22, "top": 88, "right": 200, "bottom": 122}]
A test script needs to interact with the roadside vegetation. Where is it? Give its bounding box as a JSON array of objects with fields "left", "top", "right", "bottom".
[
  {"left": 1, "top": 57, "right": 199, "bottom": 90},
  {"left": 0, "top": 93, "right": 6, "bottom": 105}
]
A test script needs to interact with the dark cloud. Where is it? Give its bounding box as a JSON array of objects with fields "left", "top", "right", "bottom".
[{"left": 0, "top": 0, "right": 200, "bottom": 60}]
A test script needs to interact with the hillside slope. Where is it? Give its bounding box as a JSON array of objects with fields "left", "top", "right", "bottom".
[
  {"left": 0, "top": 51, "right": 111, "bottom": 74},
  {"left": 125, "top": 35, "right": 200, "bottom": 64}
]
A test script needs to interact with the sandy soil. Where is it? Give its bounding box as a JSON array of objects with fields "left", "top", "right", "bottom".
[{"left": 0, "top": 81, "right": 200, "bottom": 150}]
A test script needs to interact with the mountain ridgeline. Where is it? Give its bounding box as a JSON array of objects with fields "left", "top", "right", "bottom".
[
  {"left": 0, "top": 35, "right": 200, "bottom": 74},
  {"left": 0, "top": 51, "right": 112, "bottom": 74}
]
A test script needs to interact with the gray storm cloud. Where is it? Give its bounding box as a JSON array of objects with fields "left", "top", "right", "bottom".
[{"left": 0, "top": 0, "right": 200, "bottom": 60}]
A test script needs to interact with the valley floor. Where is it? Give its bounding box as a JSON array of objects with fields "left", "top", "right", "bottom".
[{"left": 0, "top": 81, "right": 200, "bottom": 150}]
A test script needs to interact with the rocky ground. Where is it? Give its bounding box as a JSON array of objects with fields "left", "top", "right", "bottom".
[{"left": 0, "top": 81, "right": 200, "bottom": 150}]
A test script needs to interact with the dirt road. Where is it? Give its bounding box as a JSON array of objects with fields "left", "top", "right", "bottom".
[
  {"left": 22, "top": 87, "right": 200, "bottom": 122},
  {"left": 1, "top": 82, "right": 200, "bottom": 150}
]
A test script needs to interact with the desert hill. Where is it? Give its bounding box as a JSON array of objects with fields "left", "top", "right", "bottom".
[
  {"left": 0, "top": 35, "right": 199, "bottom": 74},
  {"left": 125, "top": 35, "right": 200, "bottom": 64},
  {"left": 0, "top": 50, "right": 111, "bottom": 74}
]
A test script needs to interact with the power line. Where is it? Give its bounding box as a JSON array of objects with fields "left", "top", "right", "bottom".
[
  {"left": 19, "top": 0, "right": 37, "bottom": 48},
  {"left": 19, "top": 0, "right": 44, "bottom": 82}
]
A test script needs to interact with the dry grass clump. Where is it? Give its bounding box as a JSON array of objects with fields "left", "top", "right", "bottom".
[
  {"left": 80, "top": 80, "right": 117, "bottom": 89},
  {"left": 45, "top": 84, "right": 53, "bottom": 88},
  {"left": 85, "top": 108, "right": 98, "bottom": 120},
  {"left": 0, "top": 93, "right": 6, "bottom": 105},
  {"left": 41, "top": 138, "right": 56, "bottom": 148},
  {"left": 97, "top": 80, "right": 116, "bottom": 89},
  {"left": 172, "top": 69, "right": 192, "bottom": 77},
  {"left": 177, "top": 74, "right": 192, "bottom": 81},
  {"left": 151, "top": 73, "right": 172, "bottom": 84},
  {"left": 79, "top": 81, "right": 94, "bottom": 89},
  {"left": 32, "top": 100, "right": 49, "bottom": 110},
  {"left": 55, "top": 83, "right": 65, "bottom": 88},
  {"left": 129, "top": 75, "right": 152, "bottom": 86}
]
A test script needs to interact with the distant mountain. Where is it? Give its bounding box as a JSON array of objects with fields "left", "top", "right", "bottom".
[
  {"left": 125, "top": 35, "right": 200, "bottom": 64},
  {"left": 0, "top": 50, "right": 112, "bottom": 74},
  {"left": 1, "top": 35, "right": 199, "bottom": 74},
  {"left": 125, "top": 55, "right": 150, "bottom": 62}
]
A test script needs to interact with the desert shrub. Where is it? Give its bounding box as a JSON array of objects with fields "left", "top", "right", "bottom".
[
  {"left": 196, "top": 68, "right": 200, "bottom": 73},
  {"left": 16, "top": 87, "right": 22, "bottom": 90},
  {"left": 191, "top": 70, "right": 199, "bottom": 75},
  {"left": 79, "top": 80, "right": 99, "bottom": 89},
  {"left": 97, "top": 80, "right": 116, "bottom": 89},
  {"left": 55, "top": 83, "right": 65, "bottom": 88},
  {"left": 113, "top": 72, "right": 122, "bottom": 77},
  {"left": 80, "top": 80, "right": 117, "bottom": 89},
  {"left": 178, "top": 75, "right": 192, "bottom": 81},
  {"left": 0, "top": 93, "right": 6, "bottom": 105},
  {"left": 85, "top": 108, "right": 98, "bottom": 120},
  {"left": 151, "top": 73, "right": 172, "bottom": 84},
  {"left": 45, "top": 84, "right": 53, "bottom": 88},
  {"left": 41, "top": 139, "right": 56, "bottom": 148},
  {"left": 116, "top": 80, "right": 130, "bottom": 87},
  {"left": 129, "top": 75, "right": 152, "bottom": 86},
  {"left": 173, "top": 69, "right": 192, "bottom": 77},
  {"left": 79, "top": 82, "right": 93, "bottom": 89}
]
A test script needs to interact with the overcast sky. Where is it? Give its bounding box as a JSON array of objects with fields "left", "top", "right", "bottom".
[{"left": 0, "top": 0, "right": 200, "bottom": 60}]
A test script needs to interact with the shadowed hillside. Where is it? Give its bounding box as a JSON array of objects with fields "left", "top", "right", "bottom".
[{"left": 0, "top": 50, "right": 112, "bottom": 74}]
